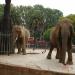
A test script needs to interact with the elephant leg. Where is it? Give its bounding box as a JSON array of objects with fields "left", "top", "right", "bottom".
[
  {"left": 59, "top": 38, "right": 66, "bottom": 65},
  {"left": 59, "top": 41, "right": 62, "bottom": 63},
  {"left": 47, "top": 44, "right": 54, "bottom": 59},
  {"left": 56, "top": 48, "right": 60, "bottom": 59},
  {"left": 17, "top": 45, "right": 21, "bottom": 54},
  {"left": 59, "top": 50, "right": 66, "bottom": 65},
  {"left": 62, "top": 49, "right": 66, "bottom": 65},
  {"left": 66, "top": 39, "right": 73, "bottom": 65},
  {"left": 22, "top": 43, "right": 26, "bottom": 55},
  {"left": 12, "top": 43, "right": 16, "bottom": 54},
  {"left": 59, "top": 47, "right": 66, "bottom": 65},
  {"left": 22, "top": 49, "right": 26, "bottom": 55}
]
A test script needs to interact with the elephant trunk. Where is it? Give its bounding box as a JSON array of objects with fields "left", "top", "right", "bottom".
[
  {"left": 62, "top": 33, "right": 68, "bottom": 63},
  {"left": 59, "top": 25, "right": 70, "bottom": 64}
]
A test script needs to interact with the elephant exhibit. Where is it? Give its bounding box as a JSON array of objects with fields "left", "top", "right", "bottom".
[{"left": 1, "top": 0, "right": 75, "bottom": 75}]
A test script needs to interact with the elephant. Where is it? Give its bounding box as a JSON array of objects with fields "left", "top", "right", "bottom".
[
  {"left": 12, "top": 25, "right": 30, "bottom": 55},
  {"left": 47, "top": 19, "right": 74, "bottom": 65},
  {"left": 58, "top": 19, "right": 73, "bottom": 65}
]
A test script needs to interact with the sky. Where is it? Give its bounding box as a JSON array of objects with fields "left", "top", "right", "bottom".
[{"left": 0, "top": 0, "right": 75, "bottom": 16}]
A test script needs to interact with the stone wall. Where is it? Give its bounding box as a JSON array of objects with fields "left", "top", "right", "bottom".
[{"left": 0, "top": 64, "right": 74, "bottom": 75}]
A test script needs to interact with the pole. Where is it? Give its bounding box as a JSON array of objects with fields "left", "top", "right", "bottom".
[{"left": 0, "top": 0, "right": 13, "bottom": 55}]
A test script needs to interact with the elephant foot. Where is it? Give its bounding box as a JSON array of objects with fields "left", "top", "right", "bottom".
[
  {"left": 56, "top": 55, "right": 60, "bottom": 59},
  {"left": 22, "top": 51, "right": 26, "bottom": 55},
  {"left": 59, "top": 59, "right": 62, "bottom": 63},
  {"left": 22, "top": 53, "right": 26, "bottom": 55},
  {"left": 59, "top": 60, "right": 66, "bottom": 65},
  {"left": 22, "top": 49, "right": 26, "bottom": 55},
  {"left": 17, "top": 52, "right": 21, "bottom": 54},
  {"left": 56, "top": 52, "right": 60, "bottom": 59},
  {"left": 47, "top": 55, "right": 51, "bottom": 59},
  {"left": 66, "top": 61, "right": 73, "bottom": 65}
]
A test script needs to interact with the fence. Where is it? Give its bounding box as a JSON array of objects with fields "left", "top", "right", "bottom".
[
  {"left": 0, "top": 32, "right": 14, "bottom": 55},
  {"left": 27, "top": 37, "right": 48, "bottom": 49}
]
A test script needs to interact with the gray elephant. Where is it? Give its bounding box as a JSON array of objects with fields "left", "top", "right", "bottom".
[
  {"left": 12, "top": 25, "right": 30, "bottom": 55},
  {"left": 47, "top": 19, "right": 74, "bottom": 65},
  {"left": 58, "top": 19, "right": 73, "bottom": 65}
]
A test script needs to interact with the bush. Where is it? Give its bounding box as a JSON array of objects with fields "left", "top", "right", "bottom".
[{"left": 43, "top": 27, "right": 53, "bottom": 41}]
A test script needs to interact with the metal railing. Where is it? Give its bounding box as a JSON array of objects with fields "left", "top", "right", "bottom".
[{"left": 0, "top": 32, "right": 14, "bottom": 55}]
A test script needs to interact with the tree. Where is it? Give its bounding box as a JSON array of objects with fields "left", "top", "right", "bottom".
[
  {"left": 0, "top": 4, "right": 4, "bottom": 23},
  {"left": 25, "top": 6, "right": 45, "bottom": 37},
  {"left": 44, "top": 8, "right": 63, "bottom": 29},
  {"left": 7, "top": 4, "right": 63, "bottom": 38},
  {"left": 66, "top": 14, "right": 75, "bottom": 30}
]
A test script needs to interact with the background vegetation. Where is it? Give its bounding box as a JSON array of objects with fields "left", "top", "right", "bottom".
[{"left": 0, "top": 4, "right": 75, "bottom": 44}]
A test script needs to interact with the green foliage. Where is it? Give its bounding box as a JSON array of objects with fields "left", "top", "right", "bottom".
[
  {"left": 44, "top": 8, "right": 63, "bottom": 29},
  {"left": 43, "top": 27, "right": 56, "bottom": 41},
  {"left": 60, "top": 14, "right": 75, "bottom": 29},
  {"left": 43, "top": 28, "right": 51, "bottom": 41},
  {"left": 0, "top": 4, "right": 4, "bottom": 15},
  {"left": 0, "top": 4, "right": 4, "bottom": 22},
  {"left": 0, "top": 4, "right": 63, "bottom": 38},
  {"left": 66, "top": 14, "right": 75, "bottom": 31}
]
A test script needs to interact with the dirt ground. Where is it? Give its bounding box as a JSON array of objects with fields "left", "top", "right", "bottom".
[{"left": 0, "top": 48, "right": 75, "bottom": 75}]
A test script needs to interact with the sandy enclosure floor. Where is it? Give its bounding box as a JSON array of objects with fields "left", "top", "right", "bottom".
[{"left": 0, "top": 48, "right": 75, "bottom": 74}]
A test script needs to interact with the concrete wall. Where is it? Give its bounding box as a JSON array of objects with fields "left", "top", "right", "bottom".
[{"left": 0, "top": 64, "right": 74, "bottom": 75}]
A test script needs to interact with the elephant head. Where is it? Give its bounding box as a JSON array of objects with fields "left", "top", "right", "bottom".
[{"left": 12, "top": 25, "right": 30, "bottom": 55}]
